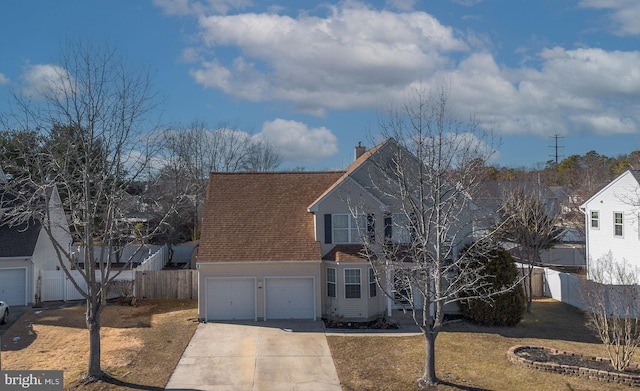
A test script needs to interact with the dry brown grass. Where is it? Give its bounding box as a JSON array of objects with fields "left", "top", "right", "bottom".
[
  {"left": 0, "top": 300, "right": 198, "bottom": 390},
  {"left": 328, "top": 298, "right": 638, "bottom": 391}
]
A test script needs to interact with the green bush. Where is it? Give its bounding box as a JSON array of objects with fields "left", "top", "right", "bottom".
[{"left": 458, "top": 244, "right": 525, "bottom": 327}]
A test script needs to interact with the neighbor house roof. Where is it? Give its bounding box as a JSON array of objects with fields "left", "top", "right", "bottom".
[
  {"left": 580, "top": 169, "right": 640, "bottom": 210},
  {"left": 199, "top": 171, "right": 344, "bottom": 262},
  {"left": 0, "top": 219, "right": 40, "bottom": 258}
]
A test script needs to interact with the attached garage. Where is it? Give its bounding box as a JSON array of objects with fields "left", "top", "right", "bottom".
[
  {"left": 0, "top": 268, "right": 27, "bottom": 306},
  {"left": 205, "top": 277, "right": 256, "bottom": 321},
  {"left": 265, "top": 277, "right": 315, "bottom": 320}
]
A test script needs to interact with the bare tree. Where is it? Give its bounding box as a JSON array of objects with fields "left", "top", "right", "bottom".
[
  {"left": 240, "top": 139, "right": 283, "bottom": 172},
  {"left": 497, "top": 185, "right": 561, "bottom": 313},
  {"left": 0, "top": 40, "right": 171, "bottom": 382},
  {"left": 353, "top": 87, "right": 505, "bottom": 388},
  {"left": 582, "top": 253, "right": 640, "bottom": 372},
  {"left": 158, "top": 121, "right": 282, "bottom": 241}
]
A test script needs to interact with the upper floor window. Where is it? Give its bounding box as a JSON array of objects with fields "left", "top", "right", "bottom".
[
  {"left": 388, "top": 213, "right": 416, "bottom": 243},
  {"left": 590, "top": 211, "right": 599, "bottom": 229},
  {"left": 614, "top": 212, "right": 623, "bottom": 237},
  {"left": 327, "top": 267, "right": 336, "bottom": 298},
  {"left": 344, "top": 268, "right": 361, "bottom": 299},
  {"left": 330, "top": 214, "right": 365, "bottom": 243}
]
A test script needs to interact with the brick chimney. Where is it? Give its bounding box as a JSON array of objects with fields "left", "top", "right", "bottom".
[{"left": 355, "top": 142, "right": 366, "bottom": 160}]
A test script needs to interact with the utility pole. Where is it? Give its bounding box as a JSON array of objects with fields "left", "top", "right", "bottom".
[{"left": 549, "top": 134, "right": 564, "bottom": 165}]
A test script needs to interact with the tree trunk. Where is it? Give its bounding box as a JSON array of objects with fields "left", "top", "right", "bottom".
[
  {"left": 418, "top": 331, "right": 438, "bottom": 388},
  {"left": 85, "top": 296, "right": 103, "bottom": 381},
  {"left": 526, "top": 264, "right": 533, "bottom": 313}
]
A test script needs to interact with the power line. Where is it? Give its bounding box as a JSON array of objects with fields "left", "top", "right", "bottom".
[{"left": 549, "top": 134, "right": 564, "bottom": 164}]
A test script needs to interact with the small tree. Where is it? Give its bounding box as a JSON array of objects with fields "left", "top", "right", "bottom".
[
  {"left": 497, "top": 185, "right": 560, "bottom": 313},
  {"left": 582, "top": 252, "right": 640, "bottom": 372},
  {"left": 458, "top": 242, "right": 525, "bottom": 326}
]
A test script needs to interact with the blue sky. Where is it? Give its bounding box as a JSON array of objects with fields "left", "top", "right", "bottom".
[{"left": 2, "top": 0, "right": 640, "bottom": 170}]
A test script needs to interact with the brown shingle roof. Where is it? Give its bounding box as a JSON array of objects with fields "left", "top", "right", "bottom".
[
  {"left": 199, "top": 171, "right": 344, "bottom": 262},
  {"left": 321, "top": 244, "right": 367, "bottom": 262}
]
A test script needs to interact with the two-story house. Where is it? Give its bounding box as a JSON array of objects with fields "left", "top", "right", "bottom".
[
  {"left": 196, "top": 138, "right": 471, "bottom": 322},
  {"left": 580, "top": 170, "right": 640, "bottom": 282}
]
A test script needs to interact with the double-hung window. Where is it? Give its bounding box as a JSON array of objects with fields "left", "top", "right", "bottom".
[
  {"left": 590, "top": 211, "right": 599, "bottom": 229},
  {"left": 614, "top": 212, "right": 623, "bottom": 237},
  {"left": 369, "top": 268, "right": 377, "bottom": 297},
  {"left": 344, "top": 269, "right": 361, "bottom": 299},
  {"left": 332, "top": 214, "right": 365, "bottom": 243},
  {"left": 327, "top": 267, "right": 336, "bottom": 298}
]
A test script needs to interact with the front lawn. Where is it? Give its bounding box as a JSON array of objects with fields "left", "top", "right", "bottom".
[
  {"left": 0, "top": 300, "right": 198, "bottom": 390},
  {"left": 327, "top": 298, "right": 637, "bottom": 390}
]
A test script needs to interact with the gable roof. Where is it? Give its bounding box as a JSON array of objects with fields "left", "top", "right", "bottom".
[
  {"left": 308, "top": 138, "right": 391, "bottom": 211},
  {"left": 199, "top": 171, "right": 344, "bottom": 262},
  {"left": 0, "top": 219, "right": 40, "bottom": 258},
  {"left": 580, "top": 169, "right": 640, "bottom": 210}
]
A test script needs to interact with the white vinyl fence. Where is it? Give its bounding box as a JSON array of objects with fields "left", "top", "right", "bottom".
[
  {"left": 135, "top": 246, "right": 168, "bottom": 272},
  {"left": 39, "top": 269, "right": 134, "bottom": 302}
]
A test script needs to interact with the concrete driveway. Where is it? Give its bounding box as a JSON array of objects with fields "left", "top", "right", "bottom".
[{"left": 165, "top": 320, "right": 341, "bottom": 391}]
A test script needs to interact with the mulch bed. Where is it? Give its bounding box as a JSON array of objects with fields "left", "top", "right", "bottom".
[{"left": 323, "top": 317, "right": 399, "bottom": 330}]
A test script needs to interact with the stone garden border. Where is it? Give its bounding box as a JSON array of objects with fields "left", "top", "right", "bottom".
[{"left": 507, "top": 345, "right": 640, "bottom": 387}]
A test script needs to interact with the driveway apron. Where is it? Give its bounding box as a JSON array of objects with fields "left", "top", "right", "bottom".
[{"left": 165, "top": 321, "right": 342, "bottom": 391}]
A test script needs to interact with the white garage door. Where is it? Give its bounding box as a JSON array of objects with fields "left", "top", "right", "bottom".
[
  {"left": 206, "top": 278, "right": 256, "bottom": 321},
  {"left": 0, "top": 268, "right": 27, "bottom": 306},
  {"left": 265, "top": 277, "right": 315, "bottom": 320}
]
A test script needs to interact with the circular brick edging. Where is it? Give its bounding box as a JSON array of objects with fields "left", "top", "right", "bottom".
[{"left": 507, "top": 345, "right": 640, "bottom": 387}]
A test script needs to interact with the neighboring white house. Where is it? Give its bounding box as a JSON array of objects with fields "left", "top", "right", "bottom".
[
  {"left": 580, "top": 170, "right": 640, "bottom": 281},
  {"left": 0, "top": 176, "right": 72, "bottom": 306}
]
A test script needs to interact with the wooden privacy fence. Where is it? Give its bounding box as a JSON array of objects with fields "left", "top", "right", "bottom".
[
  {"left": 518, "top": 266, "right": 545, "bottom": 298},
  {"left": 134, "top": 270, "right": 198, "bottom": 300}
]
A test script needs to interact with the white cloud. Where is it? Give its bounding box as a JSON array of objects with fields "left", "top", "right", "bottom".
[
  {"left": 21, "top": 64, "right": 74, "bottom": 99},
  {"left": 579, "top": 0, "right": 640, "bottom": 36},
  {"left": 188, "top": 3, "right": 467, "bottom": 115},
  {"left": 160, "top": 2, "right": 640, "bottom": 140},
  {"left": 257, "top": 119, "right": 338, "bottom": 163},
  {"left": 0, "top": 73, "right": 9, "bottom": 85}
]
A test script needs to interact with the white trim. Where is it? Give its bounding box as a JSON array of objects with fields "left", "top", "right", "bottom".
[
  {"left": 204, "top": 277, "right": 257, "bottom": 321},
  {"left": 263, "top": 276, "right": 316, "bottom": 321}
]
